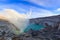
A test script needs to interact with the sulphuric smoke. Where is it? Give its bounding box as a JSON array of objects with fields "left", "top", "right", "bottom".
[{"left": 0, "top": 9, "right": 29, "bottom": 35}]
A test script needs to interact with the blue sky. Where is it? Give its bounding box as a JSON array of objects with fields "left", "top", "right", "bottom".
[{"left": 0, "top": 0, "right": 60, "bottom": 18}]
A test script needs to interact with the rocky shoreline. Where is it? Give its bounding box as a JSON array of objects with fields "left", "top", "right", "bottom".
[
  {"left": 0, "top": 15, "right": 60, "bottom": 40},
  {"left": 0, "top": 24, "right": 60, "bottom": 40}
]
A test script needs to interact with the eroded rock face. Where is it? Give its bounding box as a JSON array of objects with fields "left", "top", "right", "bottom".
[
  {"left": 1, "top": 14, "right": 60, "bottom": 40},
  {"left": 0, "top": 9, "right": 29, "bottom": 40},
  {"left": 0, "top": 19, "right": 15, "bottom": 40},
  {"left": 0, "top": 9, "right": 29, "bottom": 35},
  {"left": 0, "top": 21, "right": 60, "bottom": 40},
  {"left": 18, "top": 23, "right": 60, "bottom": 40}
]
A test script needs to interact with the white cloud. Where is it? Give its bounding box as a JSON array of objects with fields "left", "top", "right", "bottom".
[
  {"left": 28, "top": 7, "right": 60, "bottom": 19},
  {"left": 56, "top": 8, "right": 60, "bottom": 11},
  {"left": 53, "top": 8, "right": 60, "bottom": 14},
  {"left": 26, "top": 0, "right": 60, "bottom": 8},
  {"left": 0, "top": 4, "right": 28, "bottom": 14}
]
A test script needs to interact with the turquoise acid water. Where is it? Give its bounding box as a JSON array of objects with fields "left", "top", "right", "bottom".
[{"left": 24, "top": 23, "right": 45, "bottom": 32}]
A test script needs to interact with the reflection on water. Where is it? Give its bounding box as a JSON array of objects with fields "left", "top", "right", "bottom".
[{"left": 24, "top": 23, "right": 45, "bottom": 32}]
